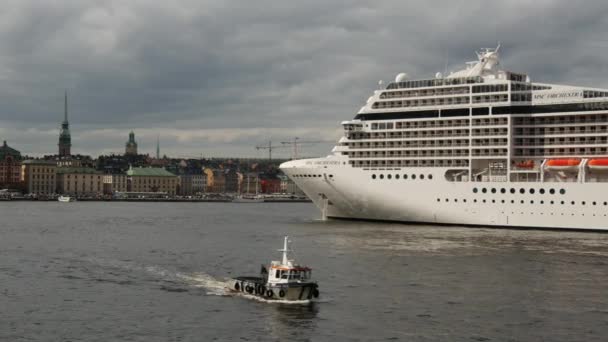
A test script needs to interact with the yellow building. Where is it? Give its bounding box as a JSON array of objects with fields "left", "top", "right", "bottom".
[
  {"left": 56, "top": 167, "right": 103, "bottom": 196},
  {"left": 126, "top": 167, "right": 178, "bottom": 195},
  {"left": 22, "top": 160, "right": 57, "bottom": 195}
]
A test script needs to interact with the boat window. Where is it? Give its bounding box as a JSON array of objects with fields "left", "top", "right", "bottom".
[
  {"left": 473, "top": 188, "right": 478, "bottom": 193},
  {"left": 550, "top": 189, "right": 555, "bottom": 194},
  {"left": 560, "top": 189, "right": 566, "bottom": 195},
  {"left": 510, "top": 188, "right": 515, "bottom": 194},
  {"left": 529, "top": 188, "right": 535, "bottom": 194},
  {"left": 281, "top": 271, "right": 288, "bottom": 279},
  {"left": 276, "top": 270, "right": 280, "bottom": 278}
]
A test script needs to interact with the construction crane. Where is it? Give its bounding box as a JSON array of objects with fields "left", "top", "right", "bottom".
[
  {"left": 280, "top": 137, "right": 335, "bottom": 159},
  {"left": 255, "top": 140, "right": 289, "bottom": 160}
]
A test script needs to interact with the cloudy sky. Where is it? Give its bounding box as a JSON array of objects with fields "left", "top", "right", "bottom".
[{"left": 0, "top": 0, "right": 607, "bottom": 158}]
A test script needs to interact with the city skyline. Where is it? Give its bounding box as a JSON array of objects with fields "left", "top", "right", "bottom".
[{"left": 0, "top": 1, "right": 607, "bottom": 158}]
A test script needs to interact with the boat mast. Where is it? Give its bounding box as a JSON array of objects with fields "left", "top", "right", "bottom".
[{"left": 278, "top": 236, "right": 290, "bottom": 265}]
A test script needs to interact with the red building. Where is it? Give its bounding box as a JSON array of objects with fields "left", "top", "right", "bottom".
[{"left": 0, "top": 140, "right": 23, "bottom": 189}]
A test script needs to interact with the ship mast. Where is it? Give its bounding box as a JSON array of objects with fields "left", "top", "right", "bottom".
[{"left": 278, "top": 236, "right": 290, "bottom": 265}]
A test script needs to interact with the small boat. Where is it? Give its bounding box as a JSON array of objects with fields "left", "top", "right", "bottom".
[
  {"left": 545, "top": 159, "right": 581, "bottom": 171},
  {"left": 58, "top": 196, "right": 75, "bottom": 202},
  {"left": 232, "top": 195, "right": 265, "bottom": 203},
  {"left": 588, "top": 158, "right": 608, "bottom": 170},
  {"left": 230, "top": 236, "right": 319, "bottom": 301}
]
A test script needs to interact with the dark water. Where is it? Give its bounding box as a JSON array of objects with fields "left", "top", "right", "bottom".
[{"left": 1, "top": 202, "right": 608, "bottom": 341}]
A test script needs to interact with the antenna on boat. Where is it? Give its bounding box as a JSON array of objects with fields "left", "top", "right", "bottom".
[{"left": 278, "top": 236, "right": 291, "bottom": 264}]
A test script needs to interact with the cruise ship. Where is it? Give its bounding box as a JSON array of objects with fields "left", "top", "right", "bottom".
[{"left": 280, "top": 45, "right": 608, "bottom": 230}]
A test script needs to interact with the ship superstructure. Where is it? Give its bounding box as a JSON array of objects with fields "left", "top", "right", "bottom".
[{"left": 280, "top": 46, "right": 608, "bottom": 230}]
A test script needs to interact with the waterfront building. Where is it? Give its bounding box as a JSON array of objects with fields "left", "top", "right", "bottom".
[
  {"left": 0, "top": 140, "right": 22, "bottom": 189},
  {"left": 126, "top": 167, "right": 178, "bottom": 195},
  {"left": 58, "top": 91, "right": 71, "bottom": 157},
  {"left": 240, "top": 173, "right": 261, "bottom": 194},
  {"left": 179, "top": 173, "right": 205, "bottom": 196},
  {"left": 56, "top": 167, "right": 103, "bottom": 196},
  {"left": 203, "top": 168, "right": 225, "bottom": 193},
  {"left": 22, "top": 160, "right": 57, "bottom": 195},
  {"left": 125, "top": 131, "right": 138, "bottom": 156},
  {"left": 102, "top": 173, "right": 128, "bottom": 195}
]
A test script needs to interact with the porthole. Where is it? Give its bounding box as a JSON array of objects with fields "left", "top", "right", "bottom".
[
  {"left": 483, "top": 199, "right": 486, "bottom": 203},
  {"left": 550, "top": 189, "right": 555, "bottom": 195},
  {"left": 491, "top": 188, "right": 496, "bottom": 194},
  {"left": 511, "top": 200, "right": 514, "bottom": 204},
  {"left": 445, "top": 199, "right": 449, "bottom": 202},
  {"left": 582, "top": 201, "right": 586, "bottom": 205},
  {"left": 571, "top": 201, "right": 575, "bottom": 205},
  {"left": 387, "top": 174, "right": 392, "bottom": 180},
  {"left": 519, "top": 188, "right": 525, "bottom": 194},
  {"left": 529, "top": 188, "right": 535, "bottom": 194},
  {"left": 474, "top": 199, "right": 477, "bottom": 203},
  {"left": 520, "top": 200, "right": 524, "bottom": 204},
  {"left": 395, "top": 174, "right": 400, "bottom": 180},
  {"left": 455, "top": 199, "right": 458, "bottom": 203},
  {"left": 540, "top": 200, "right": 544, "bottom": 204},
  {"left": 412, "top": 174, "right": 416, "bottom": 180},
  {"left": 501, "top": 200, "right": 505, "bottom": 203},
  {"left": 550, "top": 201, "right": 554, "bottom": 205},
  {"left": 420, "top": 174, "right": 425, "bottom": 180},
  {"left": 428, "top": 174, "right": 433, "bottom": 180},
  {"left": 379, "top": 174, "right": 384, "bottom": 179},
  {"left": 604, "top": 202, "right": 607, "bottom": 206},
  {"left": 510, "top": 188, "right": 515, "bottom": 194},
  {"left": 593, "top": 201, "right": 597, "bottom": 206},
  {"left": 500, "top": 188, "right": 506, "bottom": 194},
  {"left": 540, "top": 189, "right": 545, "bottom": 194},
  {"left": 403, "top": 174, "right": 408, "bottom": 180},
  {"left": 473, "top": 188, "right": 478, "bottom": 193},
  {"left": 492, "top": 199, "right": 495, "bottom": 203},
  {"left": 530, "top": 200, "right": 534, "bottom": 204},
  {"left": 482, "top": 188, "right": 487, "bottom": 193},
  {"left": 372, "top": 174, "right": 376, "bottom": 179},
  {"left": 463, "top": 199, "right": 467, "bottom": 203},
  {"left": 560, "top": 189, "right": 566, "bottom": 195},
  {"left": 561, "top": 201, "right": 565, "bottom": 205}
]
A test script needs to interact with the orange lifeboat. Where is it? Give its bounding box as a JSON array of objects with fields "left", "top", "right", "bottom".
[
  {"left": 588, "top": 158, "right": 608, "bottom": 170},
  {"left": 515, "top": 160, "right": 535, "bottom": 169},
  {"left": 545, "top": 159, "right": 581, "bottom": 171}
]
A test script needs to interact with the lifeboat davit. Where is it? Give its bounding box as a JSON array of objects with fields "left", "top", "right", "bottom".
[
  {"left": 588, "top": 159, "right": 608, "bottom": 170},
  {"left": 545, "top": 159, "right": 581, "bottom": 171}
]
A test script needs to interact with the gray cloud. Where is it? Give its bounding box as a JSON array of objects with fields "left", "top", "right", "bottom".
[{"left": 1, "top": 0, "right": 607, "bottom": 158}]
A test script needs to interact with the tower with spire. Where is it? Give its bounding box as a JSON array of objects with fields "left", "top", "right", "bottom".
[
  {"left": 58, "top": 91, "right": 72, "bottom": 157},
  {"left": 125, "top": 131, "right": 138, "bottom": 155},
  {"left": 156, "top": 135, "right": 160, "bottom": 159}
]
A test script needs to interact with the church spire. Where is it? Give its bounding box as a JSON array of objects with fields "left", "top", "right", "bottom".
[
  {"left": 64, "top": 90, "right": 68, "bottom": 123},
  {"left": 156, "top": 135, "right": 160, "bottom": 159}
]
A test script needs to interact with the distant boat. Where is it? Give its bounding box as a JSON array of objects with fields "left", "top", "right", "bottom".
[
  {"left": 232, "top": 195, "right": 265, "bottom": 203},
  {"left": 58, "top": 196, "right": 75, "bottom": 202}
]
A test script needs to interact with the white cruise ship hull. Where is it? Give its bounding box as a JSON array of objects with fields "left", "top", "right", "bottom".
[{"left": 281, "top": 157, "right": 608, "bottom": 231}]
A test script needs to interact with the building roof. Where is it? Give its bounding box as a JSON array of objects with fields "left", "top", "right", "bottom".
[
  {"left": 126, "top": 167, "right": 176, "bottom": 177},
  {"left": 0, "top": 140, "right": 21, "bottom": 160},
  {"left": 56, "top": 167, "right": 102, "bottom": 174},
  {"left": 22, "top": 159, "right": 57, "bottom": 166}
]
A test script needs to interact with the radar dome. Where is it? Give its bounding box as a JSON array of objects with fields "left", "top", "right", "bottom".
[
  {"left": 395, "top": 73, "right": 408, "bottom": 83},
  {"left": 435, "top": 72, "right": 443, "bottom": 79}
]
